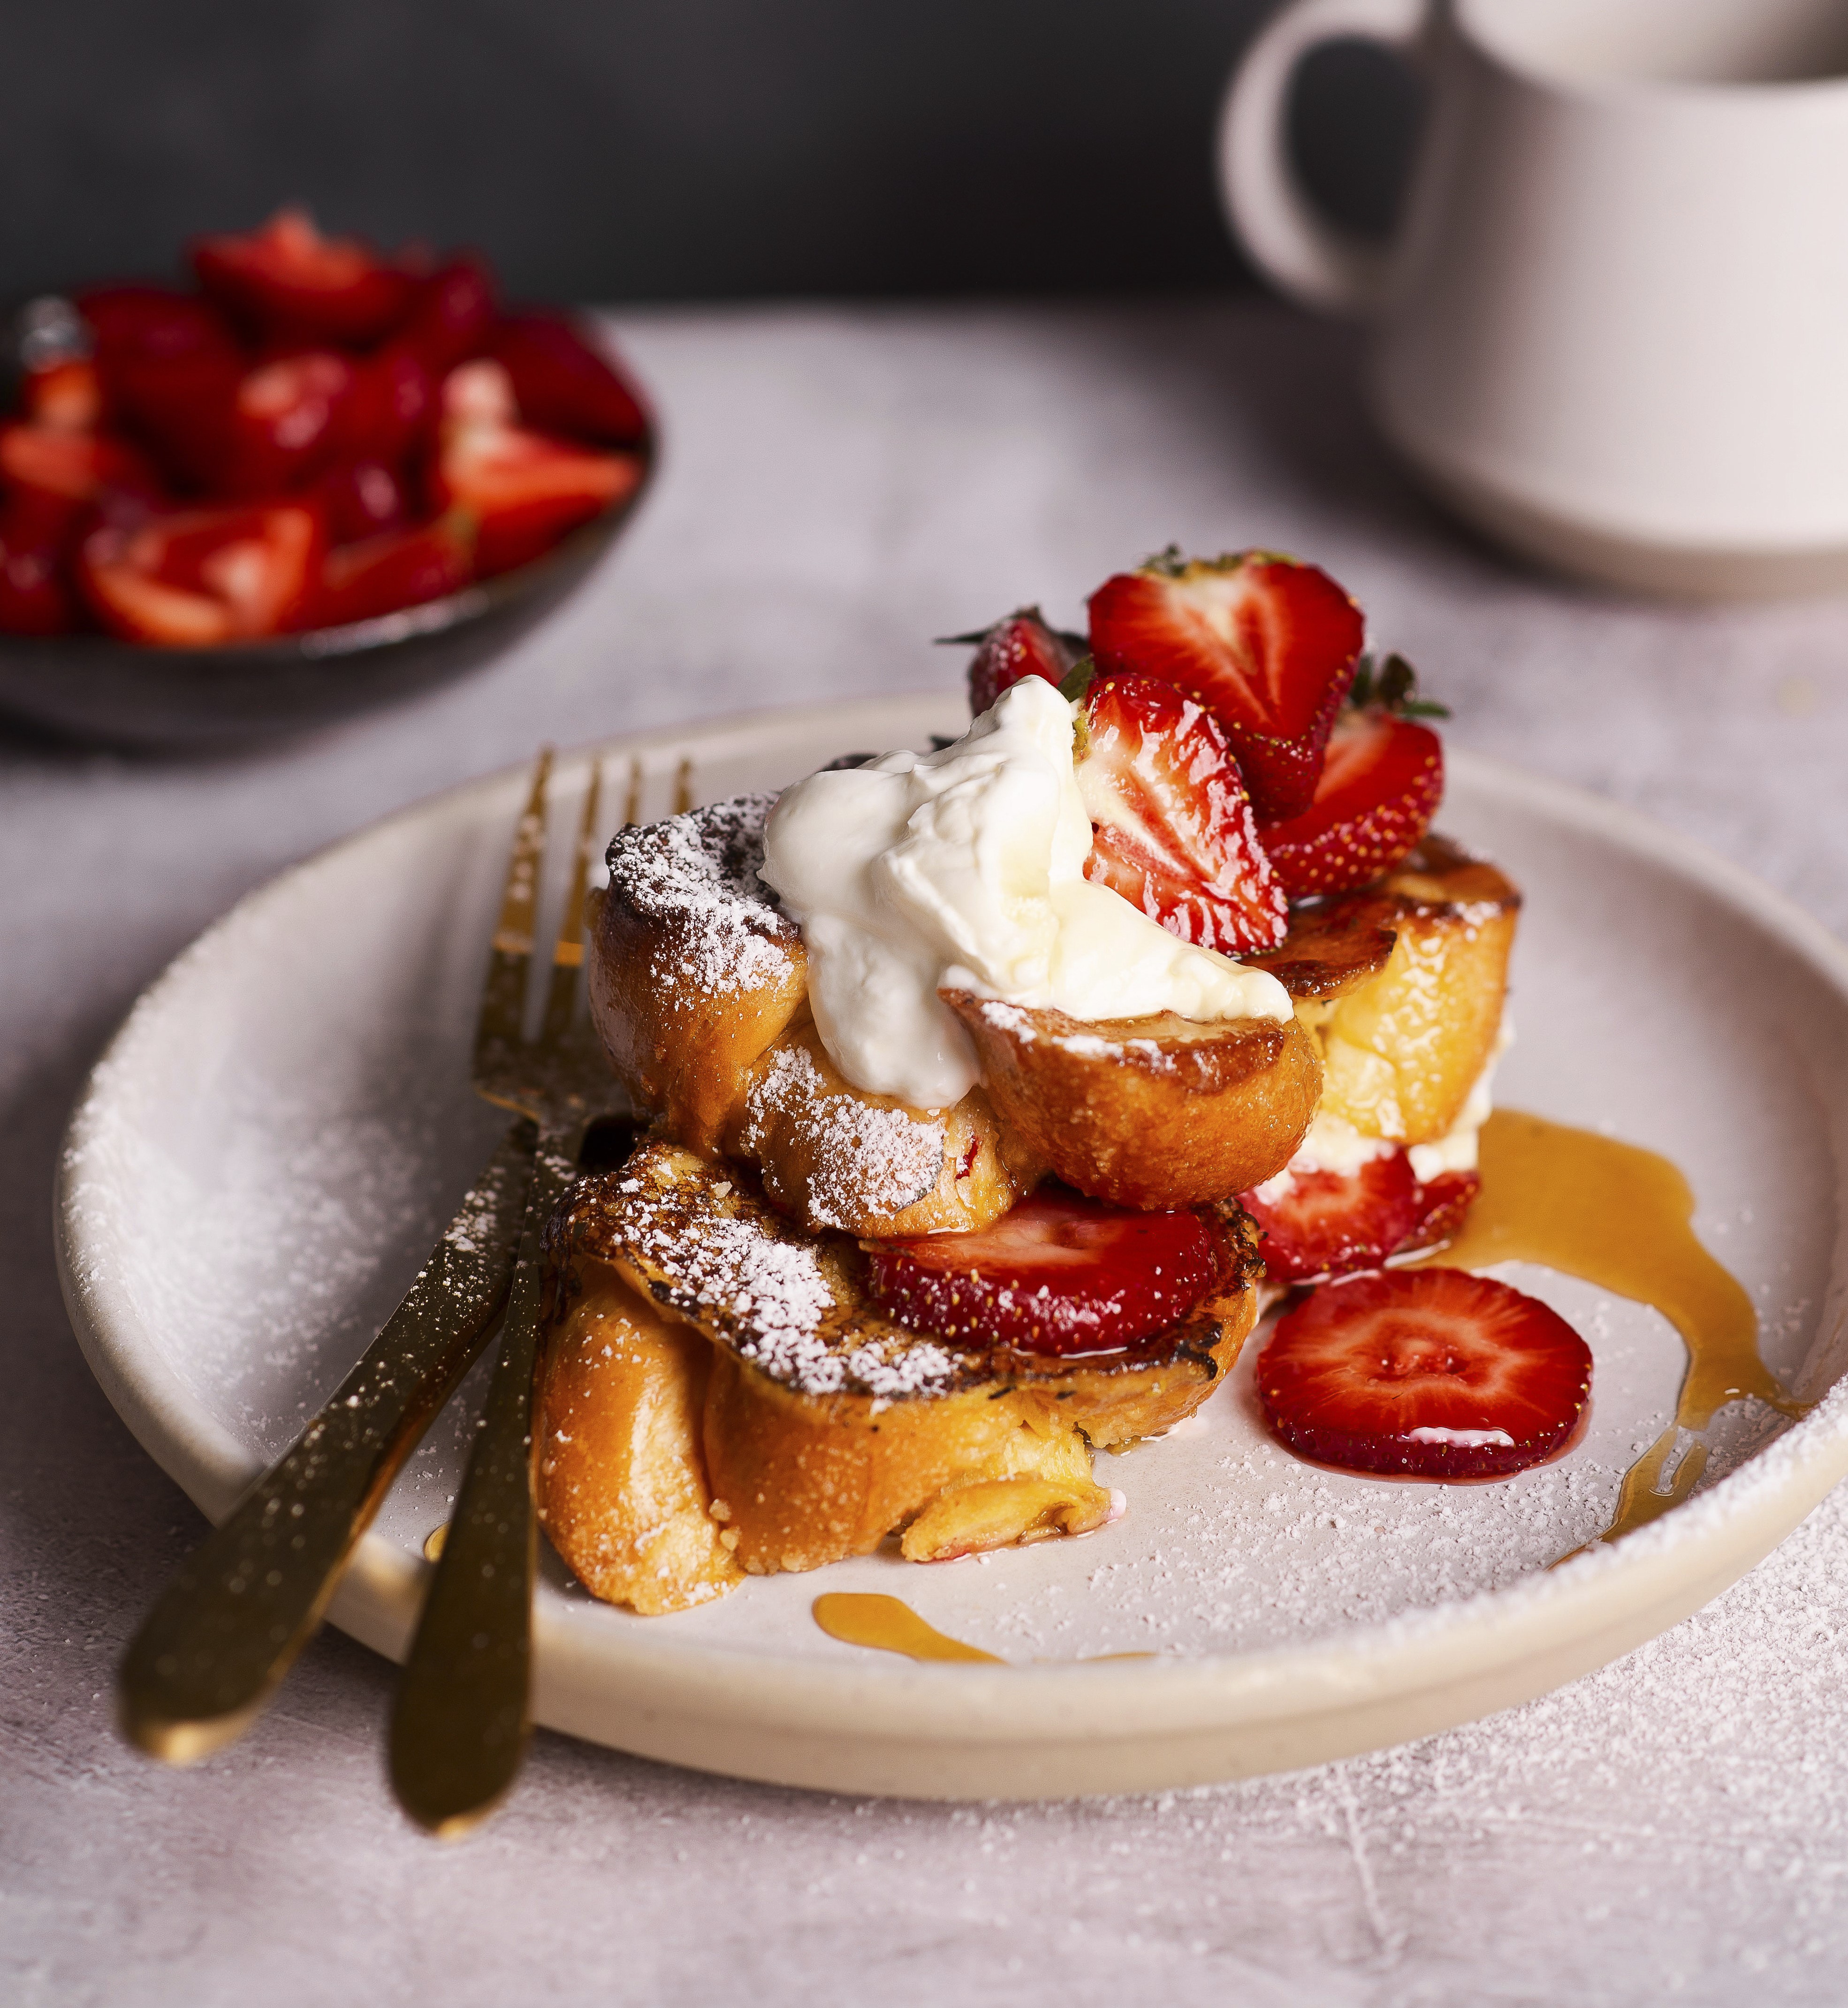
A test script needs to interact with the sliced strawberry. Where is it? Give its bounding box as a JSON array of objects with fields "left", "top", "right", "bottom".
[
  {"left": 220, "top": 350, "right": 355, "bottom": 495},
  {"left": 864, "top": 1184, "right": 1226, "bottom": 1354},
  {"left": 79, "top": 286, "right": 246, "bottom": 493},
  {"left": 335, "top": 344, "right": 434, "bottom": 466},
  {"left": 24, "top": 358, "right": 102, "bottom": 432},
  {"left": 312, "top": 459, "right": 407, "bottom": 544},
  {"left": 1076, "top": 671, "right": 1288, "bottom": 954},
  {"left": 1088, "top": 551, "right": 1363, "bottom": 822},
  {"left": 316, "top": 511, "right": 474, "bottom": 627},
  {"left": 397, "top": 258, "right": 498, "bottom": 375},
  {"left": 1256, "top": 708, "right": 1444, "bottom": 898},
  {"left": 488, "top": 313, "right": 649, "bottom": 447},
  {"left": 1257, "top": 1267, "right": 1592, "bottom": 1478},
  {"left": 958, "top": 607, "right": 1083, "bottom": 715},
  {"left": 1399, "top": 1169, "right": 1480, "bottom": 1256},
  {"left": 77, "top": 501, "right": 325, "bottom": 645},
  {"left": 0, "top": 502, "right": 75, "bottom": 634},
  {"left": 191, "top": 207, "right": 414, "bottom": 346},
  {"left": 0, "top": 423, "right": 161, "bottom": 510},
  {"left": 1241, "top": 1149, "right": 1421, "bottom": 1282},
  {"left": 434, "top": 390, "right": 643, "bottom": 577}
]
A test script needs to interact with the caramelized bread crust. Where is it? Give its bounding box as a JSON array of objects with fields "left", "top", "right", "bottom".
[
  {"left": 1298, "top": 836, "right": 1519, "bottom": 1144},
  {"left": 728, "top": 1018, "right": 1042, "bottom": 1238},
  {"left": 591, "top": 796, "right": 807, "bottom": 1152},
  {"left": 944, "top": 993, "right": 1323, "bottom": 1209},
  {"left": 537, "top": 1139, "right": 1262, "bottom": 1597}
]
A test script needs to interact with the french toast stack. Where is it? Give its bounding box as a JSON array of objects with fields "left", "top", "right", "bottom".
[{"left": 536, "top": 554, "right": 1518, "bottom": 1614}]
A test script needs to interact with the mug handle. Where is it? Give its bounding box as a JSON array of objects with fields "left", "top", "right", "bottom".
[{"left": 1217, "top": 0, "right": 1432, "bottom": 318}]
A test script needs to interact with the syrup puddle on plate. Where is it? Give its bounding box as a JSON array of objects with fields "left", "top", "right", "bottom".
[
  {"left": 1430, "top": 1109, "right": 1809, "bottom": 1547},
  {"left": 809, "top": 1109, "right": 1810, "bottom": 1664},
  {"left": 812, "top": 1593, "right": 1153, "bottom": 1666}
]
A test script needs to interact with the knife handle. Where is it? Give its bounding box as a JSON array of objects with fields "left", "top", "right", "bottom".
[{"left": 116, "top": 1118, "right": 539, "bottom": 1765}]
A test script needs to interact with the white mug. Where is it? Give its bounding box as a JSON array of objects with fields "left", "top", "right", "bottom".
[{"left": 1219, "top": 0, "right": 1848, "bottom": 597}]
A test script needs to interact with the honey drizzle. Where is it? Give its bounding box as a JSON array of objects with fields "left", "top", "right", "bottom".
[
  {"left": 813, "top": 1593, "right": 1003, "bottom": 1663},
  {"left": 1428, "top": 1108, "right": 1809, "bottom": 1546},
  {"left": 811, "top": 1592, "right": 1155, "bottom": 1666}
]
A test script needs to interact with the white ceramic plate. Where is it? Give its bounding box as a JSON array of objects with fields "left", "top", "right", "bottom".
[{"left": 57, "top": 696, "right": 1848, "bottom": 1800}]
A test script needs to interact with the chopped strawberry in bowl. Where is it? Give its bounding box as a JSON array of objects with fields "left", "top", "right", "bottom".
[{"left": 0, "top": 206, "right": 654, "bottom": 745}]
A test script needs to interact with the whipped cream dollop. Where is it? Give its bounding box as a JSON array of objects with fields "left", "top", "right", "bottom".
[{"left": 759, "top": 678, "right": 1291, "bottom": 1109}]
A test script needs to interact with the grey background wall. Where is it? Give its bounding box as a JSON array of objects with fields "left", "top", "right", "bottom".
[{"left": 0, "top": 0, "right": 1419, "bottom": 302}]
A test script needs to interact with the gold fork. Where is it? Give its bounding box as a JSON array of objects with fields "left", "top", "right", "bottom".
[
  {"left": 112, "top": 769, "right": 581, "bottom": 1763},
  {"left": 387, "top": 749, "right": 631, "bottom": 1838}
]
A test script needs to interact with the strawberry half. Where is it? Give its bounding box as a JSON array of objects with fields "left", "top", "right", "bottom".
[
  {"left": 1241, "top": 1150, "right": 1420, "bottom": 1282},
  {"left": 1256, "top": 708, "right": 1443, "bottom": 898},
  {"left": 315, "top": 511, "right": 474, "bottom": 627},
  {"left": 957, "top": 607, "right": 1084, "bottom": 716},
  {"left": 1088, "top": 550, "right": 1363, "bottom": 822},
  {"left": 191, "top": 207, "right": 414, "bottom": 346},
  {"left": 77, "top": 501, "right": 326, "bottom": 646},
  {"left": 864, "top": 1184, "right": 1226, "bottom": 1354},
  {"left": 1077, "top": 671, "right": 1288, "bottom": 954},
  {"left": 1257, "top": 1267, "right": 1592, "bottom": 1479}
]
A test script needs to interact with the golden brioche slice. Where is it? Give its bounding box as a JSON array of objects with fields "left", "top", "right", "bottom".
[
  {"left": 727, "top": 1017, "right": 1043, "bottom": 1238},
  {"left": 942, "top": 993, "right": 1322, "bottom": 1209},
  {"left": 540, "top": 1139, "right": 1261, "bottom": 1597},
  {"left": 1263, "top": 835, "right": 1518, "bottom": 1144},
  {"left": 537, "top": 1275, "right": 743, "bottom": 1613},
  {"left": 590, "top": 795, "right": 807, "bottom": 1152}
]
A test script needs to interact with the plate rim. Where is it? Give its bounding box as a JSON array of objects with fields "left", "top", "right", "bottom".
[{"left": 55, "top": 695, "right": 1848, "bottom": 1790}]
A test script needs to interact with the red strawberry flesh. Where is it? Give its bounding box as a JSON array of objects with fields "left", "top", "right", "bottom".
[
  {"left": 1078, "top": 670, "right": 1287, "bottom": 955},
  {"left": 1258, "top": 1267, "right": 1592, "bottom": 1478},
  {"left": 1088, "top": 553, "right": 1362, "bottom": 821},
  {"left": 1241, "top": 1149, "right": 1420, "bottom": 1282},
  {"left": 1257, "top": 709, "right": 1444, "bottom": 899},
  {"left": 966, "top": 607, "right": 1080, "bottom": 716},
  {"left": 864, "top": 1184, "right": 1225, "bottom": 1354}
]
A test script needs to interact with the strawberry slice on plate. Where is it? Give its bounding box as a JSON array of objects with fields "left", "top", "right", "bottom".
[
  {"left": 1241, "top": 1149, "right": 1421, "bottom": 1281},
  {"left": 1256, "top": 707, "right": 1444, "bottom": 899},
  {"left": 78, "top": 501, "right": 325, "bottom": 646},
  {"left": 1402, "top": 1169, "right": 1481, "bottom": 1255},
  {"left": 864, "top": 1184, "right": 1227, "bottom": 1354},
  {"left": 1257, "top": 1267, "right": 1593, "bottom": 1478},
  {"left": 191, "top": 207, "right": 414, "bottom": 346},
  {"left": 955, "top": 607, "right": 1085, "bottom": 715},
  {"left": 1088, "top": 549, "right": 1363, "bottom": 823},
  {"left": 1077, "top": 670, "right": 1288, "bottom": 955}
]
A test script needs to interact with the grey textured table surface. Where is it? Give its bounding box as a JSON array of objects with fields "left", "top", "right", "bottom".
[{"left": 8, "top": 300, "right": 1848, "bottom": 2008}]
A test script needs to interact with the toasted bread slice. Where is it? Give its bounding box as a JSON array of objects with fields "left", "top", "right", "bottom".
[
  {"left": 728, "top": 1017, "right": 1044, "bottom": 1238},
  {"left": 539, "top": 1139, "right": 1261, "bottom": 1597},
  {"left": 943, "top": 993, "right": 1323, "bottom": 1209},
  {"left": 537, "top": 1277, "right": 743, "bottom": 1613},
  {"left": 1273, "top": 835, "right": 1518, "bottom": 1145},
  {"left": 591, "top": 795, "right": 807, "bottom": 1152}
]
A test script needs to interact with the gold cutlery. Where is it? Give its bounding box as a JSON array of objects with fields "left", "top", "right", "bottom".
[
  {"left": 116, "top": 1117, "right": 538, "bottom": 1764},
  {"left": 388, "top": 751, "right": 629, "bottom": 1838}
]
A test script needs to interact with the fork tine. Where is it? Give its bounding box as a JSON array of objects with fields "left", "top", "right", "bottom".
[
  {"left": 541, "top": 760, "right": 602, "bottom": 1043},
  {"left": 474, "top": 749, "right": 552, "bottom": 1077}
]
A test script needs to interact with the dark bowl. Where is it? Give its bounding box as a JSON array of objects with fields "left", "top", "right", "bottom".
[{"left": 0, "top": 455, "right": 651, "bottom": 751}]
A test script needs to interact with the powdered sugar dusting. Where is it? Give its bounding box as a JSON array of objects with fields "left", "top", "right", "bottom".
[
  {"left": 738, "top": 1037, "right": 945, "bottom": 1229},
  {"left": 605, "top": 793, "right": 798, "bottom": 995},
  {"left": 571, "top": 1143, "right": 967, "bottom": 1400}
]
